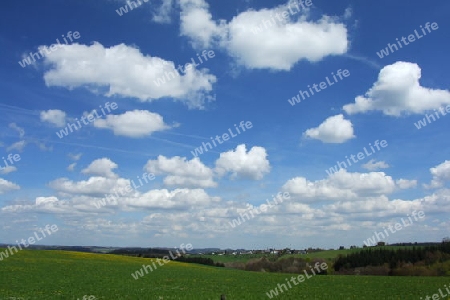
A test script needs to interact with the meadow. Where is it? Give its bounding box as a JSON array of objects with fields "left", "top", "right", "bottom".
[{"left": 0, "top": 248, "right": 449, "bottom": 299}]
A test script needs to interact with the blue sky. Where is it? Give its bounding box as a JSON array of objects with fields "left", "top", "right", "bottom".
[{"left": 0, "top": 0, "right": 449, "bottom": 249}]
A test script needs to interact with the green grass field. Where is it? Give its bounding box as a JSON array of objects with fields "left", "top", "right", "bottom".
[{"left": 0, "top": 248, "right": 449, "bottom": 299}]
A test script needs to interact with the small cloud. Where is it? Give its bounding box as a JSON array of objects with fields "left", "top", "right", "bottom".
[
  {"left": 343, "top": 7, "right": 352, "bottom": 19},
  {"left": 81, "top": 158, "right": 118, "bottom": 178},
  {"left": 303, "top": 114, "right": 355, "bottom": 144},
  {"left": 425, "top": 160, "right": 450, "bottom": 189},
  {"left": 94, "top": 110, "right": 171, "bottom": 138},
  {"left": 0, "top": 178, "right": 20, "bottom": 194},
  {"left": 36, "top": 196, "right": 59, "bottom": 206},
  {"left": 35, "top": 142, "right": 53, "bottom": 152},
  {"left": 215, "top": 144, "right": 270, "bottom": 180},
  {"left": 145, "top": 155, "right": 215, "bottom": 188},
  {"left": 40, "top": 109, "right": 67, "bottom": 127},
  {"left": 362, "top": 159, "right": 390, "bottom": 171},
  {"left": 0, "top": 166, "right": 17, "bottom": 175},
  {"left": 152, "top": 0, "right": 173, "bottom": 24},
  {"left": 67, "top": 163, "right": 76, "bottom": 172},
  {"left": 7, "top": 140, "right": 26, "bottom": 152},
  {"left": 68, "top": 153, "right": 82, "bottom": 161},
  {"left": 9, "top": 123, "right": 25, "bottom": 138}
]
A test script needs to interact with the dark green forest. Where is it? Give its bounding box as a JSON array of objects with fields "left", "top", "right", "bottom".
[{"left": 334, "top": 241, "right": 450, "bottom": 276}]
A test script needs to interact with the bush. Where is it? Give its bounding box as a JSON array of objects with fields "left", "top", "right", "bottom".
[{"left": 176, "top": 256, "right": 224, "bottom": 267}]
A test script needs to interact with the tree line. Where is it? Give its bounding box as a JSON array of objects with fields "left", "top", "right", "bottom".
[{"left": 334, "top": 241, "right": 450, "bottom": 276}]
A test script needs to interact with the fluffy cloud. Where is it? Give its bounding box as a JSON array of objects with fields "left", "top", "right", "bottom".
[
  {"left": 9, "top": 123, "right": 25, "bottom": 138},
  {"left": 40, "top": 109, "right": 66, "bottom": 127},
  {"left": 42, "top": 42, "right": 217, "bottom": 109},
  {"left": 145, "top": 156, "right": 216, "bottom": 188},
  {"left": 2, "top": 167, "right": 450, "bottom": 247},
  {"left": 94, "top": 110, "right": 171, "bottom": 138},
  {"left": 2, "top": 195, "right": 104, "bottom": 214},
  {"left": 303, "top": 114, "right": 355, "bottom": 143},
  {"left": 48, "top": 176, "right": 130, "bottom": 197},
  {"left": 0, "top": 178, "right": 20, "bottom": 194},
  {"left": 225, "top": 7, "right": 348, "bottom": 70},
  {"left": 215, "top": 144, "right": 270, "bottom": 180},
  {"left": 362, "top": 159, "right": 390, "bottom": 171},
  {"left": 68, "top": 153, "right": 82, "bottom": 161},
  {"left": 81, "top": 158, "right": 118, "bottom": 178},
  {"left": 125, "top": 188, "right": 218, "bottom": 209},
  {"left": 179, "top": 0, "right": 349, "bottom": 70},
  {"left": 152, "top": 0, "right": 174, "bottom": 23},
  {"left": 426, "top": 160, "right": 450, "bottom": 189},
  {"left": 343, "top": 62, "right": 450, "bottom": 116},
  {"left": 331, "top": 171, "right": 399, "bottom": 195},
  {"left": 179, "top": 0, "right": 225, "bottom": 48},
  {"left": 282, "top": 169, "right": 398, "bottom": 201},
  {"left": 0, "top": 166, "right": 17, "bottom": 175},
  {"left": 36, "top": 196, "right": 59, "bottom": 206},
  {"left": 6, "top": 140, "right": 26, "bottom": 152}
]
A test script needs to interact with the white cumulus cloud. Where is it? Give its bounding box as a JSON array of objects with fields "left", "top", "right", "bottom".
[
  {"left": 125, "top": 188, "right": 217, "bottom": 209},
  {"left": 282, "top": 169, "right": 397, "bottom": 201},
  {"left": 0, "top": 178, "right": 20, "bottom": 194},
  {"left": 145, "top": 155, "right": 216, "bottom": 188},
  {"left": 343, "top": 62, "right": 450, "bottom": 116},
  {"left": 303, "top": 114, "right": 355, "bottom": 143},
  {"left": 0, "top": 166, "right": 17, "bottom": 175},
  {"left": 81, "top": 158, "right": 118, "bottom": 178},
  {"left": 94, "top": 110, "right": 171, "bottom": 138},
  {"left": 49, "top": 176, "right": 131, "bottom": 197},
  {"left": 215, "top": 144, "right": 270, "bottom": 180},
  {"left": 40, "top": 109, "right": 67, "bottom": 127},
  {"left": 425, "top": 160, "right": 450, "bottom": 189},
  {"left": 362, "top": 159, "right": 390, "bottom": 171},
  {"left": 179, "top": 0, "right": 349, "bottom": 70},
  {"left": 42, "top": 42, "right": 217, "bottom": 109}
]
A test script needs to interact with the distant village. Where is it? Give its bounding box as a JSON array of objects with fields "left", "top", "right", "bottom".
[{"left": 203, "top": 248, "right": 309, "bottom": 256}]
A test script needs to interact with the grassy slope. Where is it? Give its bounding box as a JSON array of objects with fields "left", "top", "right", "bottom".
[{"left": 0, "top": 248, "right": 448, "bottom": 299}]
